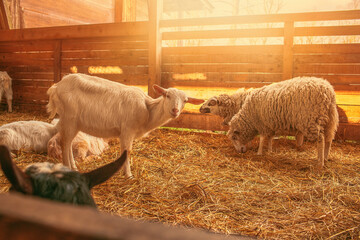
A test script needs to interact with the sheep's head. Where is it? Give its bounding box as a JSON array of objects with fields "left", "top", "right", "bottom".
[
  {"left": 227, "top": 116, "right": 257, "bottom": 153},
  {"left": 200, "top": 94, "right": 236, "bottom": 125},
  {"left": 199, "top": 96, "right": 220, "bottom": 115},
  {"left": 0, "top": 145, "right": 127, "bottom": 208},
  {"left": 153, "top": 84, "right": 204, "bottom": 118}
]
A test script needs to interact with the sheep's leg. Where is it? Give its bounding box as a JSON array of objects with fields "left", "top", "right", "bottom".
[
  {"left": 324, "top": 141, "right": 332, "bottom": 161},
  {"left": 295, "top": 132, "right": 304, "bottom": 147},
  {"left": 120, "top": 135, "right": 135, "bottom": 178},
  {"left": 324, "top": 130, "right": 334, "bottom": 161},
  {"left": 317, "top": 133, "right": 325, "bottom": 169},
  {"left": 267, "top": 135, "right": 274, "bottom": 152},
  {"left": 0, "top": 91, "right": 3, "bottom": 111},
  {"left": 60, "top": 125, "right": 78, "bottom": 170},
  {"left": 5, "top": 88, "right": 12, "bottom": 113},
  {"left": 257, "top": 135, "right": 265, "bottom": 155}
]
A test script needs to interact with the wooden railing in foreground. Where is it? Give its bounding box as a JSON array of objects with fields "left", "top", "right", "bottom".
[{"left": 0, "top": 193, "right": 254, "bottom": 240}]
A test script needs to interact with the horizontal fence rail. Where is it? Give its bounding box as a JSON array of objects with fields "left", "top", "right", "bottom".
[
  {"left": 0, "top": 193, "right": 252, "bottom": 240},
  {"left": 0, "top": 10, "right": 359, "bottom": 140}
]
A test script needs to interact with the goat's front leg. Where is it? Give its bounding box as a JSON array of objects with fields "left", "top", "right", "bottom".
[
  {"left": 120, "top": 136, "right": 134, "bottom": 178},
  {"left": 5, "top": 88, "right": 12, "bottom": 113},
  {"left": 60, "top": 126, "right": 78, "bottom": 170}
]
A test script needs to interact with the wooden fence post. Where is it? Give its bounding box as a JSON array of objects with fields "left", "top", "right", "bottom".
[
  {"left": 283, "top": 21, "right": 294, "bottom": 80},
  {"left": 114, "top": 0, "right": 123, "bottom": 22},
  {"left": 148, "top": 0, "right": 162, "bottom": 97},
  {"left": 54, "top": 40, "right": 62, "bottom": 83},
  {"left": 0, "top": 0, "right": 10, "bottom": 29}
]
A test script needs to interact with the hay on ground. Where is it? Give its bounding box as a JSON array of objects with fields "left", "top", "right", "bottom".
[{"left": 0, "top": 110, "right": 359, "bottom": 240}]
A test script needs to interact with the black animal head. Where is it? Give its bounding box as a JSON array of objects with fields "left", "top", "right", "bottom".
[{"left": 0, "top": 145, "right": 127, "bottom": 208}]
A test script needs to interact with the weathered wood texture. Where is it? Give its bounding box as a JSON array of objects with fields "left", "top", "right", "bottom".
[
  {"left": 0, "top": 0, "right": 10, "bottom": 29},
  {"left": 0, "top": 10, "right": 359, "bottom": 140},
  {"left": 9, "top": 0, "right": 114, "bottom": 28},
  {"left": 0, "top": 193, "right": 254, "bottom": 240}
]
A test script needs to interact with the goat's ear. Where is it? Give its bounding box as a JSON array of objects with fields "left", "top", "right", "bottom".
[
  {"left": 187, "top": 97, "right": 205, "bottom": 105},
  {"left": 153, "top": 84, "right": 167, "bottom": 96},
  {"left": 83, "top": 150, "right": 127, "bottom": 189},
  {"left": 0, "top": 145, "right": 33, "bottom": 194}
]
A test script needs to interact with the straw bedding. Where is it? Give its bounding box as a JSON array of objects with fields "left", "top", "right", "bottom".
[{"left": 0, "top": 110, "right": 359, "bottom": 239}]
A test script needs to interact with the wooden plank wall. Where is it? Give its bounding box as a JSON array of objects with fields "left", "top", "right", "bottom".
[
  {"left": 0, "top": 40, "right": 55, "bottom": 107},
  {"left": 161, "top": 10, "right": 360, "bottom": 141},
  {"left": 0, "top": 22, "right": 149, "bottom": 110},
  {"left": 18, "top": 0, "right": 114, "bottom": 28}
]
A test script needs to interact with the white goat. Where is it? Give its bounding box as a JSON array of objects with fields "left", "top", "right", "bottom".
[
  {"left": 0, "top": 71, "right": 13, "bottom": 112},
  {"left": 47, "top": 73, "right": 204, "bottom": 177},
  {"left": 47, "top": 131, "right": 109, "bottom": 164},
  {"left": 0, "top": 120, "right": 58, "bottom": 152}
]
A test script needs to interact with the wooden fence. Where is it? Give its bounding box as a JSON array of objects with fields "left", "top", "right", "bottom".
[
  {"left": 161, "top": 10, "right": 360, "bottom": 141},
  {"left": 0, "top": 193, "right": 253, "bottom": 240},
  {"left": 0, "top": 9, "right": 359, "bottom": 140}
]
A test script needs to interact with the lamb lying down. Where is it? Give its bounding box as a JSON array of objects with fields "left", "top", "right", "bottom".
[
  {"left": 47, "top": 132, "right": 109, "bottom": 164},
  {"left": 0, "top": 120, "right": 58, "bottom": 153}
]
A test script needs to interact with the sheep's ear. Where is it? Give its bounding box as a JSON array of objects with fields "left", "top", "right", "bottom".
[
  {"left": 153, "top": 84, "right": 167, "bottom": 97},
  {"left": 187, "top": 97, "right": 205, "bottom": 105},
  {"left": 83, "top": 150, "right": 127, "bottom": 189},
  {"left": 0, "top": 145, "right": 33, "bottom": 194}
]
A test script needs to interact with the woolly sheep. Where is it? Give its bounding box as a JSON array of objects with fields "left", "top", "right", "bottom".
[
  {"left": 227, "top": 77, "right": 339, "bottom": 169},
  {"left": 0, "top": 71, "right": 13, "bottom": 112},
  {"left": 47, "top": 73, "right": 204, "bottom": 177},
  {"left": 0, "top": 120, "right": 58, "bottom": 153},
  {"left": 200, "top": 88, "right": 304, "bottom": 154},
  {"left": 0, "top": 145, "right": 127, "bottom": 208}
]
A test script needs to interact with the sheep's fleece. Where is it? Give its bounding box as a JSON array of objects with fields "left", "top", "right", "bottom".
[{"left": 228, "top": 76, "right": 339, "bottom": 167}]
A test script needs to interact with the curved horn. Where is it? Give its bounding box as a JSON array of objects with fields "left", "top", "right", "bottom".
[
  {"left": 83, "top": 150, "right": 127, "bottom": 189},
  {"left": 0, "top": 145, "right": 33, "bottom": 194}
]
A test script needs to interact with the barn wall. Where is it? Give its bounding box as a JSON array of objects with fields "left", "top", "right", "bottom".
[
  {"left": 0, "top": 22, "right": 149, "bottom": 109},
  {"left": 5, "top": 0, "right": 114, "bottom": 28},
  {"left": 0, "top": 10, "right": 359, "bottom": 141}
]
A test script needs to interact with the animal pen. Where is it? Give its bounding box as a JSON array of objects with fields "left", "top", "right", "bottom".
[{"left": 0, "top": 2, "right": 360, "bottom": 239}]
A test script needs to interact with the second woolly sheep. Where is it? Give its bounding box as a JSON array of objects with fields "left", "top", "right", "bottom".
[{"left": 227, "top": 76, "right": 339, "bottom": 169}]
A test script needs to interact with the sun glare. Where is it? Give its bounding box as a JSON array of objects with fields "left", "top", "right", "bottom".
[
  {"left": 88, "top": 66, "right": 123, "bottom": 74},
  {"left": 172, "top": 73, "right": 207, "bottom": 80}
]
